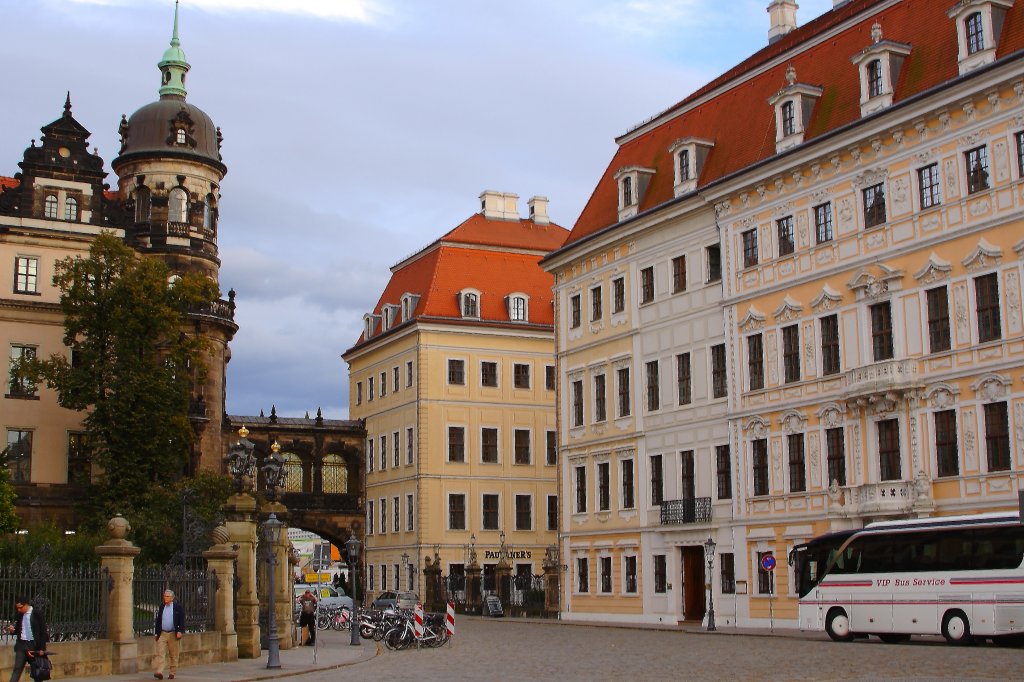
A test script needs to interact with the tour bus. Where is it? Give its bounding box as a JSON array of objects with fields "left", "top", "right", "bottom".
[{"left": 789, "top": 512, "right": 1024, "bottom": 646}]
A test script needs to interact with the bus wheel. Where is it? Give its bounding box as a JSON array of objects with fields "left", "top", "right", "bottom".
[
  {"left": 878, "top": 633, "right": 910, "bottom": 644},
  {"left": 825, "top": 608, "right": 855, "bottom": 642},
  {"left": 941, "top": 610, "right": 974, "bottom": 646}
]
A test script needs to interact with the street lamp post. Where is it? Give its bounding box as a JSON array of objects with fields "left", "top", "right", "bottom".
[
  {"left": 401, "top": 552, "right": 410, "bottom": 591},
  {"left": 703, "top": 536, "right": 717, "bottom": 632},
  {"left": 261, "top": 513, "right": 285, "bottom": 668},
  {"left": 345, "top": 530, "right": 361, "bottom": 646}
]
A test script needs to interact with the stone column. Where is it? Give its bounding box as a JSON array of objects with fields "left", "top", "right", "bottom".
[
  {"left": 223, "top": 493, "right": 260, "bottom": 658},
  {"left": 202, "top": 527, "right": 239, "bottom": 662},
  {"left": 464, "top": 562, "right": 482, "bottom": 615},
  {"left": 423, "top": 553, "right": 445, "bottom": 612},
  {"left": 542, "top": 558, "right": 560, "bottom": 617},
  {"left": 495, "top": 559, "right": 512, "bottom": 608},
  {"left": 95, "top": 515, "right": 142, "bottom": 674}
]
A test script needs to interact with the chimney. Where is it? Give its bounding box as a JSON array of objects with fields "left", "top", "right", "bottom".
[
  {"left": 527, "top": 196, "right": 550, "bottom": 225},
  {"left": 767, "top": 0, "right": 798, "bottom": 44},
  {"left": 479, "top": 190, "right": 520, "bottom": 221}
]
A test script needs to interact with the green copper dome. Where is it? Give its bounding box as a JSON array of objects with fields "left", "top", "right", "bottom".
[{"left": 158, "top": 0, "right": 190, "bottom": 99}]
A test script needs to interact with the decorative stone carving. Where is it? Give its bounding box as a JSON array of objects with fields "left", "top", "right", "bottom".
[
  {"left": 961, "top": 238, "right": 1003, "bottom": 272},
  {"left": 744, "top": 416, "right": 769, "bottom": 439},
  {"left": 909, "top": 412, "right": 920, "bottom": 471},
  {"left": 914, "top": 148, "right": 938, "bottom": 165},
  {"left": 771, "top": 440, "right": 783, "bottom": 480},
  {"left": 797, "top": 213, "right": 808, "bottom": 247},
  {"left": 913, "top": 253, "right": 952, "bottom": 283},
  {"left": 963, "top": 409, "right": 977, "bottom": 470},
  {"left": 970, "top": 373, "right": 1011, "bottom": 401},
  {"left": 915, "top": 120, "right": 929, "bottom": 140},
  {"left": 1015, "top": 403, "right": 1024, "bottom": 466},
  {"left": 938, "top": 111, "right": 951, "bottom": 130},
  {"left": 773, "top": 295, "right": 803, "bottom": 322},
  {"left": 810, "top": 187, "right": 831, "bottom": 204},
  {"left": 849, "top": 146, "right": 863, "bottom": 165},
  {"left": 108, "top": 514, "right": 131, "bottom": 540},
  {"left": 767, "top": 333, "right": 779, "bottom": 385},
  {"left": 958, "top": 128, "right": 988, "bottom": 148},
  {"left": 851, "top": 423, "right": 862, "bottom": 485},
  {"left": 811, "top": 284, "right": 842, "bottom": 312},
  {"left": 987, "top": 90, "right": 1000, "bottom": 111},
  {"left": 924, "top": 383, "right": 960, "bottom": 409},
  {"left": 817, "top": 403, "right": 845, "bottom": 428},
  {"left": 852, "top": 168, "right": 887, "bottom": 190},
  {"left": 891, "top": 128, "right": 904, "bottom": 148},
  {"left": 808, "top": 435, "right": 821, "bottom": 487},
  {"left": 803, "top": 321, "right": 815, "bottom": 376},
  {"left": 954, "top": 284, "right": 970, "bottom": 343},
  {"left": 838, "top": 198, "right": 854, "bottom": 227},
  {"left": 1006, "top": 271, "right": 1022, "bottom": 334},
  {"left": 891, "top": 176, "right": 909, "bottom": 214},
  {"left": 968, "top": 197, "right": 992, "bottom": 217},
  {"left": 994, "top": 140, "right": 1009, "bottom": 182},
  {"left": 962, "top": 101, "right": 976, "bottom": 121},
  {"left": 780, "top": 410, "right": 807, "bottom": 434},
  {"left": 944, "top": 158, "right": 959, "bottom": 197},
  {"left": 847, "top": 264, "right": 904, "bottom": 300},
  {"left": 715, "top": 201, "right": 731, "bottom": 218},
  {"left": 739, "top": 306, "right": 767, "bottom": 332}
]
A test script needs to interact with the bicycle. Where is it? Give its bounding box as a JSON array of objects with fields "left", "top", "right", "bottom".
[{"left": 383, "top": 610, "right": 448, "bottom": 650}]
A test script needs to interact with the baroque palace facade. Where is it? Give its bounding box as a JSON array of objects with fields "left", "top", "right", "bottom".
[
  {"left": 543, "top": 0, "right": 1024, "bottom": 627},
  {"left": 345, "top": 192, "right": 566, "bottom": 600},
  {"left": 1, "top": 6, "right": 364, "bottom": 529}
]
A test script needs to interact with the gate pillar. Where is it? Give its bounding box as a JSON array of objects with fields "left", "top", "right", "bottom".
[
  {"left": 224, "top": 492, "right": 260, "bottom": 658},
  {"left": 95, "top": 515, "right": 141, "bottom": 674}
]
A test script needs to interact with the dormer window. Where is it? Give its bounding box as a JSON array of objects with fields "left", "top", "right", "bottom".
[
  {"left": 64, "top": 197, "right": 78, "bottom": 221},
  {"left": 768, "top": 66, "right": 822, "bottom": 153},
  {"left": 506, "top": 294, "right": 529, "bottom": 322},
  {"left": 44, "top": 194, "right": 58, "bottom": 219},
  {"left": 613, "top": 166, "right": 656, "bottom": 221},
  {"left": 850, "top": 24, "right": 911, "bottom": 117},
  {"left": 668, "top": 138, "right": 713, "bottom": 197},
  {"left": 458, "top": 289, "right": 481, "bottom": 318},
  {"left": 363, "top": 314, "right": 381, "bottom": 340},
  {"left": 400, "top": 292, "right": 420, "bottom": 322},
  {"left": 948, "top": 0, "right": 1013, "bottom": 74}
]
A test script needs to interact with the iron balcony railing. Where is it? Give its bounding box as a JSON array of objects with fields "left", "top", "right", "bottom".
[{"left": 660, "top": 497, "right": 712, "bottom": 525}]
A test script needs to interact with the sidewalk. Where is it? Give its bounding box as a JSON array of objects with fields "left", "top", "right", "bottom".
[{"left": 56, "top": 630, "right": 377, "bottom": 682}]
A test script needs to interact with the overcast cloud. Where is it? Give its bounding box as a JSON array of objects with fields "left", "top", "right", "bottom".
[{"left": 1, "top": 0, "right": 833, "bottom": 419}]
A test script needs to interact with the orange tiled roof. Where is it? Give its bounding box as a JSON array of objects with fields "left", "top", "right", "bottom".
[
  {"left": 563, "top": 0, "right": 1024, "bottom": 248},
  {"left": 0, "top": 176, "right": 18, "bottom": 190},
  {"left": 438, "top": 213, "right": 569, "bottom": 253}
]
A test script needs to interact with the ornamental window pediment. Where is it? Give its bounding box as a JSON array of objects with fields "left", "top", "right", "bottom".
[
  {"left": 924, "top": 382, "right": 961, "bottom": 409},
  {"left": 811, "top": 285, "right": 842, "bottom": 313},
  {"left": 738, "top": 306, "right": 767, "bottom": 332},
  {"left": 743, "top": 415, "right": 770, "bottom": 439},
  {"left": 773, "top": 295, "right": 803, "bottom": 323},
  {"left": 913, "top": 253, "right": 953, "bottom": 284},
  {"left": 847, "top": 263, "right": 904, "bottom": 301},
  {"left": 970, "top": 372, "right": 1011, "bottom": 401},
  {"left": 961, "top": 238, "right": 1003, "bottom": 272}
]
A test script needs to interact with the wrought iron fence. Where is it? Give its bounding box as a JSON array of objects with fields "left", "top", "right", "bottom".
[
  {"left": 660, "top": 497, "right": 713, "bottom": 525},
  {"left": 0, "top": 546, "right": 109, "bottom": 642},
  {"left": 133, "top": 558, "right": 216, "bottom": 636}
]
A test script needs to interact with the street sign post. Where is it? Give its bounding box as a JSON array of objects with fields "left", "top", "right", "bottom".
[{"left": 760, "top": 553, "right": 776, "bottom": 632}]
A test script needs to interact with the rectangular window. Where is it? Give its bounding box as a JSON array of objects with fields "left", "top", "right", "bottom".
[
  {"left": 621, "top": 458, "right": 635, "bottom": 509},
  {"left": 393, "top": 496, "right": 400, "bottom": 533},
  {"left": 975, "top": 273, "right": 1002, "bottom": 343},
  {"left": 8, "top": 345, "right": 37, "bottom": 396},
  {"left": 591, "top": 286, "right": 603, "bottom": 321},
  {"left": 356, "top": 382, "right": 363, "bottom": 405},
  {"left": 6, "top": 429, "right": 31, "bottom": 484},
  {"left": 870, "top": 301, "right": 894, "bottom": 361},
  {"left": 380, "top": 498, "right": 387, "bottom": 534},
  {"left": 367, "top": 499, "right": 374, "bottom": 535},
  {"left": 515, "top": 494, "right": 532, "bottom": 530},
  {"left": 676, "top": 352, "right": 692, "bottom": 405},
  {"left": 612, "top": 277, "right": 625, "bottom": 313},
  {"left": 481, "top": 428, "right": 499, "bottom": 463},
  {"left": 680, "top": 450, "right": 695, "bottom": 500},
  {"left": 721, "top": 553, "right": 736, "bottom": 594},
  {"left": 788, "top": 433, "right": 806, "bottom": 493},
  {"left": 776, "top": 216, "right": 795, "bottom": 256},
  {"left": 380, "top": 565, "right": 387, "bottom": 592},
  {"left": 826, "top": 427, "right": 846, "bottom": 486},
  {"left": 706, "top": 244, "right": 722, "bottom": 282},
  {"left": 406, "top": 493, "right": 414, "bottom": 531},
  {"left": 368, "top": 565, "right": 375, "bottom": 592},
  {"left": 814, "top": 203, "right": 833, "bottom": 244},
  {"left": 546, "top": 430, "right": 557, "bottom": 466},
  {"left": 393, "top": 366, "right": 399, "bottom": 393},
  {"left": 448, "top": 359, "right": 465, "bottom": 385},
  {"left": 711, "top": 344, "right": 727, "bottom": 398},
  {"left": 600, "top": 556, "right": 612, "bottom": 593},
  {"left": 757, "top": 552, "right": 775, "bottom": 595},
  {"left": 513, "top": 363, "right": 531, "bottom": 389},
  {"left": 576, "top": 557, "right": 589, "bottom": 593},
  {"left": 640, "top": 266, "right": 655, "bottom": 304},
  {"left": 863, "top": 182, "right": 886, "bottom": 228},
  {"left": 653, "top": 554, "right": 667, "bottom": 593},
  {"left": 747, "top": 334, "right": 764, "bottom": 390},
  {"left": 547, "top": 495, "right": 558, "bottom": 531},
  {"left": 678, "top": 148, "right": 691, "bottom": 180},
  {"left": 752, "top": 438, "right": 769, "bottom": 496},
  {"left": 448, "top": 426, "right": 465, "bottom": 463},
  {"left": 782, "top": 324, "right": 800, "bottom": 383},
  {"left": 380, "top": 371, "right": 387, "bottom": 397},
  {"left": 820, "top": 314, "right": 840, "bottom": 375},
  {"left": 926, "top": 287, "right": 951, "bottom": 353},
  {"left": 367, "top": 439, "right": 374, "bottom": 473},
  {"left": 406, "top": 427, "right": 414, "bottom": 465},
  {"left": 545, "top": 365, "right": 556, "bottom": 391},
  {"left": 742, "top": 229, "right": 758, "bottom": 268},
  {"left": 368, "top": 376, "right": 375, "bottom": 401},
  {"left": 597, "top": 462, "right": 610, "bottom": 511},
  {"left": 878, "top": 418, "right": 901, "bottom": 481},
  {"left": 918, "top": 163, "right": 941, "bottom": 208},
  {"left": 570, "top": 294, "right": 581, "bottom": 328},
  {"left": 672, "top": 255, "right": 687, "bottom": 293},
  {"left": 448, "top": 493, "right": 466, "bottom": 530},
  {"left": 617, "top": 367, "right": 631, "bottom": 418},
  {"left": 13, "top": 256, "right": 39, "bottom": 294},
  {"left": 67, "top": 432, "right": 90, "bottom": 485},
  {"left": 716, "top": 445, "right": 732, "bottom": 500},
  {"left": 513, "top": 429, "right": 531, "bottom": 465},
  {"left": 393, "top": 431, "right": 400, "bottom": 468},
  {"left": 624, "top": 556, "right": 637, "bottom": 594},
  {"left": 380, "top": 435, "right": 387, "bottom": 471},
  {"left": 934, "top": 409, "right": 959, "bottom": 477},
  {"left": 965, "top": 145, "right": 990, "bottom": 194},
  {"left": 594, "top": 374, "right": 607, "bottom": 422},
  {"left": 650, "top": 454, "right": 663, "bottom": 506},
  {"left": 984, "top": 401, "right": 1010, "bottom": 472},
  {"left": 406, "top": 360, "right": 414, "bottom": 387},
  {"left": 1016, "top": 131, "right": 1024, "bottom": 178},
  {"left": 645, "top": 360, "right": 660, "bottom": 411},
  {"left": 571, "top": 379, "right": 584, "bottom": 427},
  {"left": 481, "top": 361, "right": 498, "bottom": 387},
  {"left": 574, "top": 466, "right": 587, "bottom": 513},
  {"left": 482, "top": 493, "right": 499, "bottom": 530}
]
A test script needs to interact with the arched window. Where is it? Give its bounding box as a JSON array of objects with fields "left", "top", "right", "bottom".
[
  {"left": 321, "top": 454, "right": 348, "bottom": 494},
  {"left": 866, "top": 59, "right": 883, "bottom": 98},
  {"left": 203, "top": 194, "right": 215, "bottom": 231},
  {"left": 781, "top": 101, "right": 796, "bottom": 136},
  {"left": 509, "top": 296, "right": 527, "bottom": 322},
  {"left": 64, "top": 197, "right": 78, "bottom": 221},
  {"left": 965, "top": 12, "right": 984, "bottom": 54},
  {"left": 176, "top": 128, "right": 187, "bottom": 144},
  {"left": 463, "top": 292, "right": 478, "bottom": 318},
  {"left": 135, "top": 186, "right": 151, "bottom": 223},
  {"left": 44, "top": 195, "right": 58, "bottom": 219},
  {"left": 168, "top": 187, "right": 188, "bottom": 223},
  {"left": 282, "top": 452, "right": 303, "bottom": 493}
]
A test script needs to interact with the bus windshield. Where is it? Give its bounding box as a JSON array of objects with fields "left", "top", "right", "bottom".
[{"left": 791, "top": 531, "right": 855, "bottom": 598}]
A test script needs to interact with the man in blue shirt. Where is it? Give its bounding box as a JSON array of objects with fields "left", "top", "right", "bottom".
[
  {"left": 153, "top": 590, "right": 184, "bottom": 680},
  {"left": 7, "top": 596, "right": 48, "bottom": 682}
]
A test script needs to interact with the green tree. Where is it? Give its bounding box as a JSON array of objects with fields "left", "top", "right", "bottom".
[
  {"left": 0, "top": 448, "right": 19, "bottom": 534},
  {"left": 16, "top": 233, "right": 220, "bottom": 523}
]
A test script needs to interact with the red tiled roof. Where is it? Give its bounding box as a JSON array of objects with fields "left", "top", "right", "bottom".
[
  {"left": 565, "top": 0, "right": 1024, "bottom": 248},
  {"left": 438, "top": 213, "right": 569, "bottom": 252},
  {"left": 0, "top": 176, "right": 18, "bottom": 190}
]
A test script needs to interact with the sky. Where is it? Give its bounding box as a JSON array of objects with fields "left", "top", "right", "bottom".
[{"left": 1, "top": 0, "right": 835, "bottom": 420}]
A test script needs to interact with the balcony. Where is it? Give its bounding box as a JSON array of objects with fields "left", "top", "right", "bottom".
[
  {"left": 660, "top": 497, "right": 712, "bottom": 525},
  {"left": 846, "top": 481, "right": 913, "bottom": 515},
  {"left": 188, "top": 298, "right": 236, "bottom": 328},
  {"left": 844, "top": 359, "right": 921, "bottom": 405}
]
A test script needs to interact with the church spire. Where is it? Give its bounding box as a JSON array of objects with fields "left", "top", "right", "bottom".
[{"left": 158, "top": 0, "right": 190, "bottom": 100}]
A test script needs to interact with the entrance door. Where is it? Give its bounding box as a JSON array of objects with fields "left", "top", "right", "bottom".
[{"left": 680, "top": 546, "right": 706, "bottom": 622}]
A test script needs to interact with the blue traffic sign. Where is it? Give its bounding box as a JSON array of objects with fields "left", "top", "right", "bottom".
[{"left": 760, "top": 554, "right": 776, "bottom": 572}]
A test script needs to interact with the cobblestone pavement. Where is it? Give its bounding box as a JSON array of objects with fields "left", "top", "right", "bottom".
[{"left": 313, "top": 618, "right": 1022, "bottom": 682}]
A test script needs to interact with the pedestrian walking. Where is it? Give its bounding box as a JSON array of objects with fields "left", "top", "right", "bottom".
[
  {"left": 153, "top": 589, "right": 184, "bottom": 680},
  {"left": 299, "top": 589, "right": 317, "bottom": 646},
  {"left": 7, "top": 596, "right": 48, "bottom": 682}
]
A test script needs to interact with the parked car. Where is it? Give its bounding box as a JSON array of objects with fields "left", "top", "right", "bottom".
[
  {"left": 371, "top": 590, "right": 418, "bottom": 610},
  {"left": 293, "top": 583, "right": 353, "bottom": 614}
]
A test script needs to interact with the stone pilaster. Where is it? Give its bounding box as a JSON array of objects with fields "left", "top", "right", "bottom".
[
  {"left": 465, "top": 563, "right": 482, "bottom": 615},
  {"left": 94, "top": 515, "right": 142, "bottom": 675},
  {"left": 202, "top": 530, "right": 239, "bottom": 661},
  {"left": 223, "top": 493, "right": 259, "bottom": 658}
]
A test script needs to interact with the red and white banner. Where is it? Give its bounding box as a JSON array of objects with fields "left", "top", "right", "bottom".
[
  {"left": 445, "top": 600, "right": 456, "bottom": 637},
  {"left": 414, "top": 601, "right": 424, "bottom": 639}
]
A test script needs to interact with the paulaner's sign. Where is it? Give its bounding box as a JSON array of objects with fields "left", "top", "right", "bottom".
[{"left": 484, "top": 550, "right": 532, "bottom": 560}]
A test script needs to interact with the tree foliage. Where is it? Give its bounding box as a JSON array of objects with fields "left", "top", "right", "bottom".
[
  {"left": 0, "top": 448, "right": 19, "bottom": 535},
  {"left": 16, "top": 233, "right": 220, "bottom": 522}
]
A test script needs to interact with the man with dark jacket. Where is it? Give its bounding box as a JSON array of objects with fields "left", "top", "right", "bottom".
[
  {"left": 153, "top": 590, "right": 184, "bottom": 680},
  {"left": 7, "top": 596, "right": 48, "bottom": 682}
]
